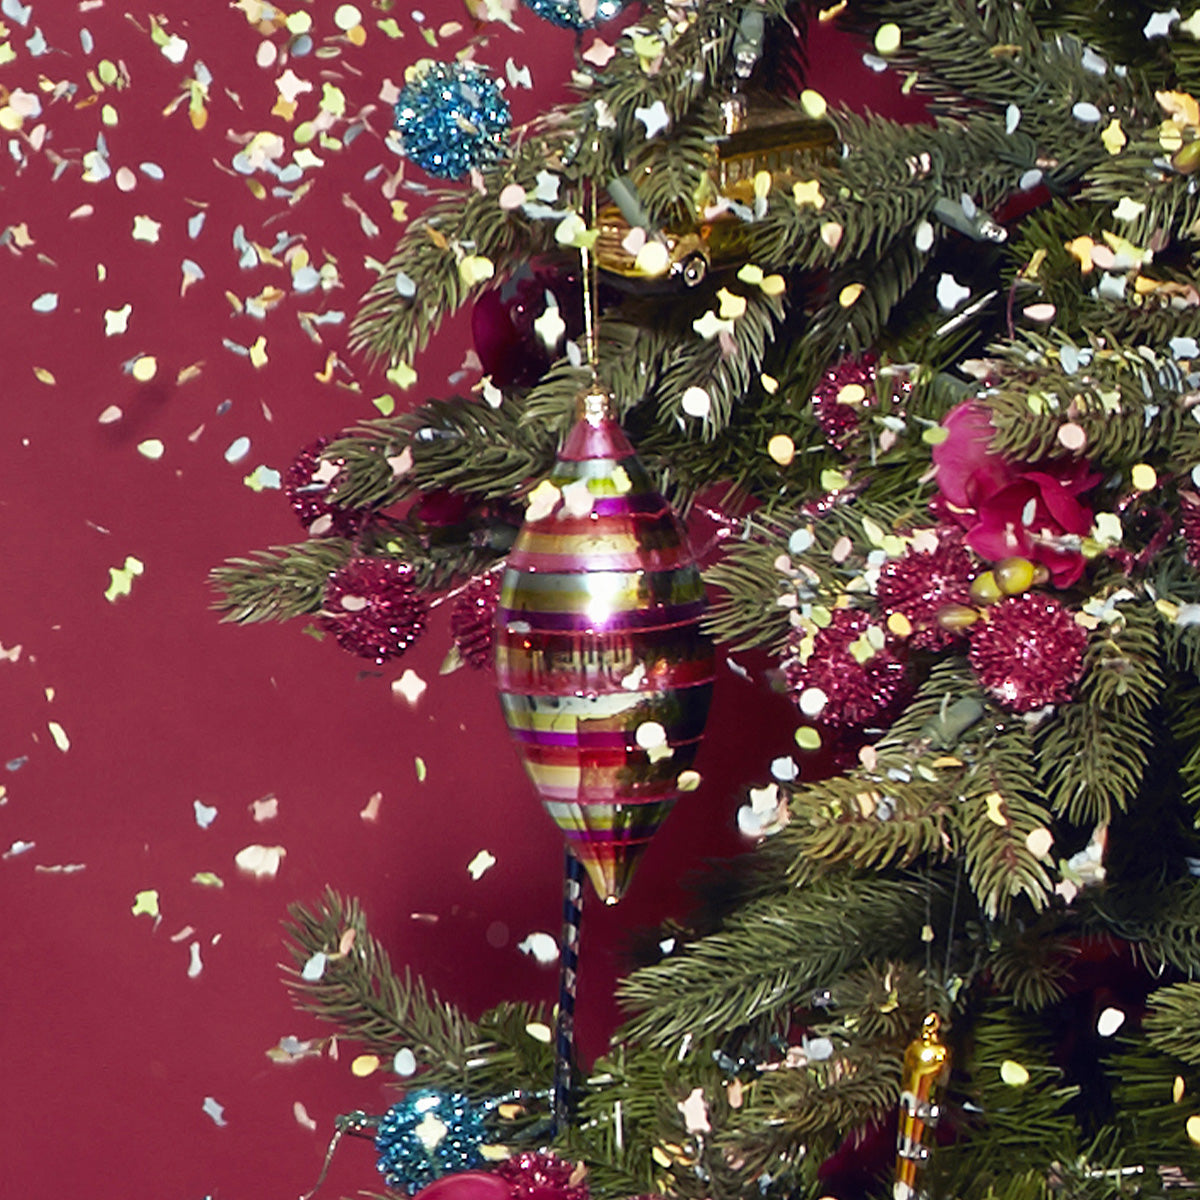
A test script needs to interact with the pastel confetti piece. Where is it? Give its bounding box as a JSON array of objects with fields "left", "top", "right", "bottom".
[
  {"left": 351, "top": 1054, "right": 380, "bottom": 1077},
  {"left": 392, "top": 669, "right": 427, "bottom": 706},
  {"left": 1057, "top": 422, "right": 1087, "bottom": 451},
  {"left": 633, "top": 240, "right": 670, "bottom": 276},
  {"left": 635, "top": 99, "right": 670, "bottom": 137},
  {"left": 385, "top": 362, "right": 418, "bottom": 389},
  {"left": 677, "top": 770, "right": 702, "bottom": 792},
  {"left": 1026, "top": 827, "right": 1054, "bottom": 859},
  {"left": 248, "top": 337, "right": 268, "bottom": 368},
  {"left": 294, "top": 1102, "right": 318, "bottom": 1131},
  {"left": 132, "top": 356, "right": 158, "bottom": 383},
  {"left": 1176, "top": 1076, "right": 1187, "bottom": 1103},
  {"left": 234, "top": 844, "right": 286, "bottom": 878},
  {"left": 768, "top": 434, "right": 795, "bottom": 466},
  {"left": 192, "top": 872, "right": 224, "bottom": 888},
  {"left": 717, "top": 288, "right": 747, "bottom": 320},
  {"left": 874, "top": 22, "right": 901, "bottom": 53},
  {"left": 104, "top": 305, "right": 132, "bottom": 335},
  {"left": 225, "top": 436, "right": 251, "bottom": 464},
  {"left": 1132, "top": 463, "right": 1158, "bottom": 491},
  {"left": 31, "top": 292, "right": 57, "bottom": 313},
  {"left": 137, "top": 438, "right": 164, "bottom": 459},
  {"left": 132, "top": 214, "right": 162, "bottom": 243},
  {"left": 517, "top": 933, "right": 559, "bottom": 965},
  {"left": 250, "top": 795, "right": 278, "bottom": 822},
  {"left": 582, "top": 38, "right": 616, "bottom": 67},
  {"left": 187, "top": 942, "right": 203, "bottom": 978},
  {"left": 1188, "top": 1115, "right": 1200, "bottom": 1144},
  {"left": 798, "top": 687, "right": 827, "bottom": 717},
  {"left": 301, "top": 952, "right": 327, "bottom": 981},
  {"left": 677, "top": 1087, "right": 711, "bottom": 1134},
  {"left": 1000, "top": 1060, "right": 1030, "bottom": 1086},
  {"left": 467, "top": 849, "right": 496, "bottom": 880},
  {"left": 984, "top": 791, "right": 1008, "bottom": 826},
  {"left": 524, "top": 479, "right": 561, "bottom": 521},
  {"left": 936, "top": 273, "right": 971, "bottom": 310},
  {"left": 414, "top": 756, "right": 427, "bottom": 781},
  {"left": 105, "top": 555, "right": 145, "bottom": 602},
  {"left": 202, "top": 1097, "right": 226, "bottom": 1127},
  {"left": 792, "top": 179, "right": 825, "bottom": 210},
  {"left": 359, "top": 791, "right": 382, "bottom": 821},
  {"left": 1097, "top": 1007, "right": 1126, "bottom": 1037},
  {"left": 132, "top": 889, "right": 160, "bottom": 917},
  {"left": 394, "top": 1049, "right": 417, "bottom": 1076},
  {"left": 800, "top": 88, "right": 827, "bottom": 119},
  {"left": 243, "top": 465, "right": 282, "bottom": 491},
  {"left": 680, "top": 386, "right": 711, "bottom": 418},
  {"left": 838, "top": 282, "right": 863, "bottom": 306},
  {"left": 47, "top": 721, "right": 69, "bottom": 752}
]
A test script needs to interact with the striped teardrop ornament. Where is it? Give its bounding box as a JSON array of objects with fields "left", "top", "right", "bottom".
[{"left": 495, "top": 388, "right": 715, "bottom": 904}]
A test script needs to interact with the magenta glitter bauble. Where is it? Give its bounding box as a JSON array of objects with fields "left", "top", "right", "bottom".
[
  {"left": 319, "top": 557, "right": 429, "bottom": 664},
  {"left": 810, "top": 356, "right": 878, "bottom": 449},
  {"left": 285, "top": 436, "right": 367, "bottom": 537},
  {"left": 494, "top": 1151, "right": 587, "bottom": 1200},
  {"left": 968, "top": 593, "right": 1087, "bottom": 712},
  {"left": 451, "top": 573, "right": 502, "bottom": 670},
  {"left": 1182, "top": 495, "right": 1200, "bottom": 569},
  {"left": 494, "top": 389, "right": 716, "bottom": 904},
  {"left": 875, "top": 532, "right": 976, "bottom": 650},
  {"left": 412, "top": 1173, "right": 513, "bottom": 1200},
  {"left": 783, "top": 608, "right": 908, "bottom": 728}
]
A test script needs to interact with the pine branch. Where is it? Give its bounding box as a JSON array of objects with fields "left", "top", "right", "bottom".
[
  {"left": 283, "top": 890, "right": 555, "bottom": 1100},
  {"left": 1034, "top": 602, "right": 1163, "bottom": 826},
  {"left": 615, "top": 872, "right": 936, "bottom": 1049},
  {"left": 210, "top": 539, "right": 356, "bottom": 623}
]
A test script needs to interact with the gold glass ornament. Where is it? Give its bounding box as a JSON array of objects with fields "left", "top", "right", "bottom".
[{"left": 894, "top": 1013, "right": 950, "bottom": 1200}]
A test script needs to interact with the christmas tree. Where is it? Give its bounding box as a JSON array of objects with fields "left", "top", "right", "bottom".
[{"left": 213, "top": 2, "right": 1200, "bottom": 1197}]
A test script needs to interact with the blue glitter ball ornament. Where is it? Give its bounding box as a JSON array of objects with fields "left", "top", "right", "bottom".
[
  {"left": 374, "top": 1089, "right": 493, "bottom": 1194},
  {"left": 521, "top": 0, "right": 623, "bottom": 29},
  {"left": 392, "top": 62, "right": 510, "bottom": 180}
]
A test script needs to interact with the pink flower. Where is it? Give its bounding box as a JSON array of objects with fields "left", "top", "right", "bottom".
[{"left": 932, "top": 402, "right": 1098, "bottom": 587}]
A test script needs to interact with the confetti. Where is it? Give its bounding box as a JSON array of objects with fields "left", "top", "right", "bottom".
[
  {"left": 202, "top": 1097, "right": 227, "bottom": 1127},
  {"left": 132, "top": 889, "right": 160, "bottom": 918},
  {"left": 351, "top": 1054, "right": 381, "bottom": 1077},
  {"left": 105, "top": 555, "right": 145, "bottom": 602},
  {"left": 47, "top": 721, "right": 69, "bottom": 752},
  {"left": 187, "top": 942, "right": 203, "bottom": 979},
  {"left": 1000, "top": 1060, "right": 1030, "bottom": 1086},
  {"left": 131, "top": 356, "right": 158, "bottom": 383},
  {"left": 392, "top": 669, "right": 427, "bottom": 706},
  {"left": 467, "top": 849, "right": 496, "bottom": 879},
  {"left": 132, "top": 214, "right": 162, "bottom": 243},
  {"left": 234, "top": 844, "right": 286, "bottom": 878},
  {"left": 517, "top": 933, "right": 559, "bottom": 964},
  {"left": 1097, "top": 1007, "right": 1126, "bottom": 1037}
]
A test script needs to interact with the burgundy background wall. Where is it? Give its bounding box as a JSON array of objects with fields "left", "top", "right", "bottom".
[{"left": 0, "top": 4, "right": 913, "bottom": 1195}]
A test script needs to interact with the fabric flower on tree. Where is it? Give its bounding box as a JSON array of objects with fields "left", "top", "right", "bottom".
[{"left": 932, "top": 402, "right": 1099, "bottom": 587}]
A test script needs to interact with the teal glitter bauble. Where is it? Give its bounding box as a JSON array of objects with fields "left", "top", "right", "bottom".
[
  {"left": 392, "top": 62, "right": 509, "bottom": 180},
  {"left": 374, "top": 1090, "right": 492, "bottom": 1194}
]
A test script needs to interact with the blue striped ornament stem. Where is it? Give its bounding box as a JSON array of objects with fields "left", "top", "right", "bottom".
[{"left": 552, "top": 848, "right": 585, "bottom": 1134}]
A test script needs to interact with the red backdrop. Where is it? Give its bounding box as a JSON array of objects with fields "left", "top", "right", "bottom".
[{"left": 0, "top": 5, "right": 917, "bottom": 1195}]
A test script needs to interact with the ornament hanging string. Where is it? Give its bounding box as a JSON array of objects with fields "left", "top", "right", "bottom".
[{"left": 549, "top": 182, "right": 602, "bottom": 1136}]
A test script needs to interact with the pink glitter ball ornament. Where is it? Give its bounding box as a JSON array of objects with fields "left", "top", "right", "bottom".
[{"left": 967, "top": 593, "right": 1087, "bottom": 712}]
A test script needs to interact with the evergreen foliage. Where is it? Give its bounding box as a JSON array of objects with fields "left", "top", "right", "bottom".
[{"left": 215, "top": 0, "right": 1200, "bottom": 1195}]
